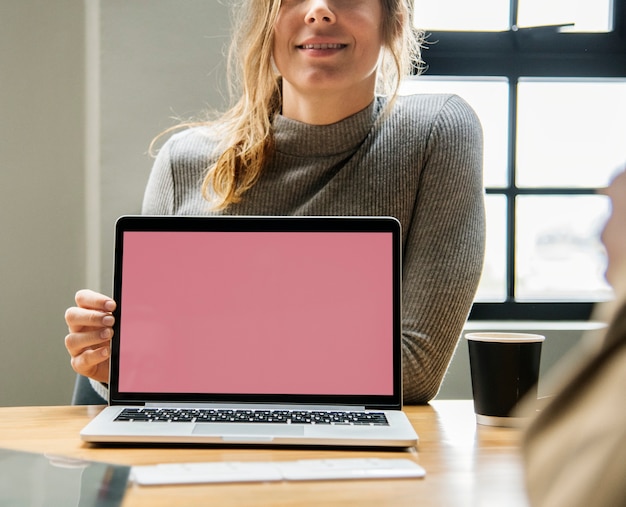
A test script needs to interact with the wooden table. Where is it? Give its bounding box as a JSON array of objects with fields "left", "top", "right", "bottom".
[{"left": 0, "top": 401, "right": 529, "bottom": 506}]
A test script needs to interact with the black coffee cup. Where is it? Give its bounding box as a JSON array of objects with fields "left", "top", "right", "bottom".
[{"left": 465, "top": 332, "right": 544, "bottom": 427}]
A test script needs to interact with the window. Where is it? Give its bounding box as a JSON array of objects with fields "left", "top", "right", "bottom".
[{"left": 409, "top": 0, "right": 626, "bottom": 320}]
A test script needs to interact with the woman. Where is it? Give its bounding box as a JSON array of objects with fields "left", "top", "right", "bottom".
[{"left": 65, "top": 0, "right": 485, "bottom": 404}]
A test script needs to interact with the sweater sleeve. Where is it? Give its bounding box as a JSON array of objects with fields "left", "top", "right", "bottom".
[
  {"left": 401, "top": 95, "right": 485, "bottom": 403},
  {"left": 88, "top": 378, "right": 109, "bottom": 402}
]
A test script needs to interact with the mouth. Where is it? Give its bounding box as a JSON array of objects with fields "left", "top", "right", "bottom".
[{"left": 297, "top": 43, "right": 347, "bottom": 50}]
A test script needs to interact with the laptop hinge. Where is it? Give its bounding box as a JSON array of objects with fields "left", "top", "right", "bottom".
[{"left": 143, "top": 403, "right": 368, "bottom": 411}]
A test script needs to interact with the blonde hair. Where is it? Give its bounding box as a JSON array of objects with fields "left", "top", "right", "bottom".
[{"left": 169, "top": 0, "right": 423, "bottom": 210}]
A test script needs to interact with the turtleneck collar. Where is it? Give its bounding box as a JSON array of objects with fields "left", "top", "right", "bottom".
[{"left": 272, "top": 96, "right": 384, "bottom": 158}]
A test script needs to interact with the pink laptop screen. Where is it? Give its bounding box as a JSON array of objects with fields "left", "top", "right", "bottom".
[{"left": 117, "top": 230, "right": 394, "bottom": 396}]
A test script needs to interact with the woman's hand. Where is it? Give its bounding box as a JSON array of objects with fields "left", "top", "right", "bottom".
[{"left": 64, "top": 289, "right": 116, "bottom": 383}]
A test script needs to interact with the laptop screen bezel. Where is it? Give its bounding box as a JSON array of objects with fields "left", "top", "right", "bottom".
[{"left": 108, "top": 215, "right": 403, "bottom": 410}]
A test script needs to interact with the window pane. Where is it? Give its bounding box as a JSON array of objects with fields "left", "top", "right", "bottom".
[
  {"left": 516, "top": 195, "right": 612, "bottom": 301},
  {"left": 413, "top": 0, "right": 509, "bottom": 31},
  {"left": 400, "top": 77, "right": 509, "bottom": 187},
  {"left": 517, "top": 79, "right": 626, "bottom": 188},
  {"left": 517, "top": 0, "right": 613, "bottom": 33},
  {"left": 475, "top": 195, "right": 507, "bottom": 302}
]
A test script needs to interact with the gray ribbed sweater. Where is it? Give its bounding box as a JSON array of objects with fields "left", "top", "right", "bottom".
[{"left": 142, "top": 93, "right": 485, "bottom": 404}]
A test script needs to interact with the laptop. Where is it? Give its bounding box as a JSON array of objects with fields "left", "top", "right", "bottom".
[{"left": 80, "top": 215, "right": 418, "bottom": 448}]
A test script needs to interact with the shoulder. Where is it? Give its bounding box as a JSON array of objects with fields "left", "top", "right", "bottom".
[
  {"left": 158, "top": 125, "right": 220, "bottom": 163},
  {"left": 378, "top": 94, "right": 482, "bottom": 158},
  {"left": 391, "top": 93, "right": 481, "bottom": 132}
]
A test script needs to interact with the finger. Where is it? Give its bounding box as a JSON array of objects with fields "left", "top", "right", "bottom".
[
  {"left": 65, "top": 306, "right": 115, "bottom": 333},
  {"left": 70, "top": 347, "right": 111, "bottom": 382},
  {"left": 65, "top": 328, "right": 113, "bottom": 356},
  {"left": 75, "top": 289, "right": 116, "bottom": 313}
]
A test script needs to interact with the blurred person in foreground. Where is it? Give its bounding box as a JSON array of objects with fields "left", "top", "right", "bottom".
[{"left": 523, "top": 167, "right": 626, "bottom": 507}]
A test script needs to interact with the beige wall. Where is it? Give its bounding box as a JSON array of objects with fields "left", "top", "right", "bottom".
[
  {"left": 0, "top": 0, "right": 596, "bottom": 407},
  {"left": 1, "top": 0, "right": 86, "bottom": 406}
]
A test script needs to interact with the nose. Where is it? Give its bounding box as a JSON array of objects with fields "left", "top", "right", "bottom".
[{"left": 305, "top": 0, "right": 336, "bottom": 24}]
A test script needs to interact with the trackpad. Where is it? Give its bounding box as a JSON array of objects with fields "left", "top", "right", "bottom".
[{"left": 192, "top": 423, "right": 305, "bottom": 437}]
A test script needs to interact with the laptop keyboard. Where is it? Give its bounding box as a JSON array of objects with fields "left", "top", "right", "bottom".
[{"left": 115, "top": 408, "right": 389, "bottom": 426}]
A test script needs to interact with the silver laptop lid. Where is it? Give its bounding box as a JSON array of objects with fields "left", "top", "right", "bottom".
[{"left": 109, "top": 216, "right": 402, "bottom": 410}]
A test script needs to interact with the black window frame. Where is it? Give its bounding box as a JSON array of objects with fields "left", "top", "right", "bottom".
[{"left": 416, "top": 0, "right": 626, "bottom": 321}]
